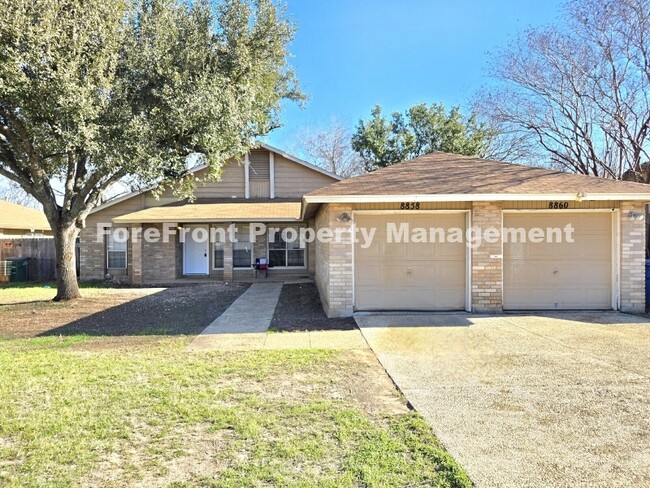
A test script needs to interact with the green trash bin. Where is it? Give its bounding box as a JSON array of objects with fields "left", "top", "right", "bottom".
[{"left": 7, "top": 257, "right": 30, "bottom": 282}]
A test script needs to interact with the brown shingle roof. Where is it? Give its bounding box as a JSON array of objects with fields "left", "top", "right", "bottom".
[
  {"left": 305, "top": 152, "right": 650, "bottom": 200},
  {"left": 0, "top": 200, "right": 50, "bottom": 231},
  {"left": 112, "top": 200, "right": 302, "bottom": 224}
]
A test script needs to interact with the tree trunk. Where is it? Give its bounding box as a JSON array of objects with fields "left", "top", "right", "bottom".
[{"left": 53, "top": 223, "right": 81, "bottom": 301}]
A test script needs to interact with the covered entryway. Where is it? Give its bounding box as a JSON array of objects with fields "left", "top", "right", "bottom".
[
  {"left": 503, "top": 211, "right": 614, "bottom": 310},
  {"left": 354, "top": 212, "right": 467, "bottom": 311},
  {"left": 183, "top": 225, "right": 209, "bottom": 275}
]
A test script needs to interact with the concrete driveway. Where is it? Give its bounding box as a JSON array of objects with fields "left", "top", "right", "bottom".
[{"left": 355, "top": 312, "right": 650, "bottom": 488}]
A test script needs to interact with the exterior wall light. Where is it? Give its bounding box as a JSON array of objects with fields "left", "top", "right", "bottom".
[
  {"left": 337, "top": 213, "right": 352, "bottom": 223},
  {"left": 627, "top": 211, "right": 644, "bottom": 221}
]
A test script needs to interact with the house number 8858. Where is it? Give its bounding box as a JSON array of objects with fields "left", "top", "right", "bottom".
[{"left": 400, "top": 202, "right": 421, "bottom": 210}]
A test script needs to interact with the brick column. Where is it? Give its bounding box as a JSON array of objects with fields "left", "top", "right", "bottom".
[
  {"left": 307, "top": 218, "right": 316, "bottom": 276},
  {"left": 620, "top": 202, "right": 646, "bottom": 313},
  {"left": 223, "top": 222, "right": 234, "bottom": 282},
  {"left": 471, "top": 202, "right": 503, "bottom": 312},
  {"left": 314, "top": 204, "right": 354, "bottom": 318},
  {"left": 131, "top": 224, "right": 143, "bottom": 285}
]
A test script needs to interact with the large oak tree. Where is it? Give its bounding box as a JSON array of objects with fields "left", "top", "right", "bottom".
[{"left": 0, "top": 0, "right": 301, "bottom": 300}]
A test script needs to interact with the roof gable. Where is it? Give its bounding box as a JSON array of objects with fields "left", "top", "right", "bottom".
[{"left": 92, "top": 146, "right": 341, "bottom": 215}]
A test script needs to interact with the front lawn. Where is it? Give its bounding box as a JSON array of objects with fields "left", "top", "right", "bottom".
[{"left": 0, "top": 285, "right": 471, "bottom": 487}]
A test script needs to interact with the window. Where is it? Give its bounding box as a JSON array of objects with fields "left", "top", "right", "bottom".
[
  {"left": 249, "top": 150, "right": 270, "bottom": 180},
  {"left": 268, "top": 228, "right": 305, "bottom": 267},
  {"left": 233, "top": 225, "right": 252, "bottom": 268},
  {"left": 213, "top": 242, "right": 224, "bottom": 269},
  {"left": 107, "top": 229, "right": 127, "bottom": 269}
]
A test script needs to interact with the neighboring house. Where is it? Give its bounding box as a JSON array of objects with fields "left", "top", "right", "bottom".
[
  {"left": 0, "top": 200, "right": 52, "bottom": 237},
  {"left": 80, "top": 144, "right": 341, "bottom": 283},
  {"left": 304, "top": 152, "right": 650, "bottom": 317}
]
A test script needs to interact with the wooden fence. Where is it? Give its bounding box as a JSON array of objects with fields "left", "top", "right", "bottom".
[{"left": 0, "top": 237, "right": 57, "bottom": 282}]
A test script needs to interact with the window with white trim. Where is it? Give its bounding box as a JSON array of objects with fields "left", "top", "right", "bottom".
[
  {"left": 233, "top": 227, "right": 252, "bottom": 268},
  {"left": 107, "top": 229, "right": 127, "bottom": 269},
  {"left": 268, "top": 228, "right": 305, "bottom": 267},
  {"left": 213, "top": 241, "right": 224, "bottom": 269}
]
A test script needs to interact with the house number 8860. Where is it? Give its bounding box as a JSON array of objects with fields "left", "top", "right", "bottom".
[{"left": 548, "top": 201, "right": 569, "bottom": 209}]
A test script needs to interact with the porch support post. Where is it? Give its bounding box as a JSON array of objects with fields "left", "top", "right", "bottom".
[
  {"left": 269, "top": 150, "right": 275, "bottom": 199},
  {"left": 244, "top": 153, "right": 250, "bottom": 199},
  {"left": 224, "top": 222, "right": 234, "bottom": 282},
  {"left": 131, "top": 224, "right": 143, "bottom": 285}
]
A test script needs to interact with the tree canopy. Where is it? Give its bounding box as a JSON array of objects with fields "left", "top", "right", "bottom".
[
  {"left": 475, "top": 0, "right": 650, "bottom": 181},
  {"left": 297, "top": 120, "right": 365, "bottom": 178},
  {"left": 351, "top": 103, "right": 492, "bottom": 171},
  {"left": 0, "top": 0, "right": 301, "bottom": 299}
]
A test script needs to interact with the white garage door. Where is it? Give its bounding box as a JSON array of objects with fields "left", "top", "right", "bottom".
[
  {"left": 354, "top": 213, "right": 467, "bottom": 311},
  {"left": 503, "top": 212, "right": 613, "bottom": 310}
]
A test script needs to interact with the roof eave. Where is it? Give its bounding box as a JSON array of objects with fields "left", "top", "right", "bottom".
[
  {"left": 112, "top": 217, "right": 302, "bottom": 224},
  {"left": 303, "top": 192, "right": 650, "bottom": 204}
]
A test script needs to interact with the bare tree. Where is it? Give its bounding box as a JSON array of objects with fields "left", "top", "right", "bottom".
[
  {"left": 0, "top": 177, "right": 41, "bottom": 209},
  {"left": 475, "top": 0, "right": 650, "bottom": 180},
  {"left": 297, "top": 120, "right": 365, "bottom": 177}
]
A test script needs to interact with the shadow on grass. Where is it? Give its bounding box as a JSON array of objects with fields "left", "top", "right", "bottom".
[{"left": 38, "top": 283, "right": 249, "bottom": 337}]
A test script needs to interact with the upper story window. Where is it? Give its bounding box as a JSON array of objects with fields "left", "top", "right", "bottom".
[
  {"left": 249, "top": 150, "right": 270, "bottom": 180},
  {"left": 248, "top": 150, "right": 271, "bottom": 198}
]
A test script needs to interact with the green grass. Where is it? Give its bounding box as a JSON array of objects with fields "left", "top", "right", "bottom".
[
  {"left": 0, "top": 336, "right": 472, "bottom": 488},
  {"left": 0, "top": 282, "right": 117, "bottom": 304}
]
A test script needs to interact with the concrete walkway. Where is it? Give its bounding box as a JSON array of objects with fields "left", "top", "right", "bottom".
[
  {"left": 187, "top": 282, "right": 367, "bottom": 351},
  {"left": 187, "top": 282, "right": 282, "bottom": 351},
  {"left": 355, "top": 312, "right": 650, "bottom": 487}
]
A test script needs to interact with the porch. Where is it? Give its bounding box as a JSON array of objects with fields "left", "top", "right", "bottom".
[{"left": 109, "top": 200, "right": 315, "bottom": 286}]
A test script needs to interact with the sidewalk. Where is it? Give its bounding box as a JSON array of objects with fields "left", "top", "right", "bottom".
[{"left": 187, "top": 282, "right": 367, "bottom": 352}]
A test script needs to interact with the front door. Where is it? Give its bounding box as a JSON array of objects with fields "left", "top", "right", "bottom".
[{"left": 183, "top": 225, "right": 209, "bottom": 275}]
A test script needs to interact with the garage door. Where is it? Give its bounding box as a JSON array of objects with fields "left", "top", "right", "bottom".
[
  {"left": 503, "top": 212, "right": 612, "bottom": 310},
  {"left": 354, "top": 213, "right": 466, "bottom": 311}
]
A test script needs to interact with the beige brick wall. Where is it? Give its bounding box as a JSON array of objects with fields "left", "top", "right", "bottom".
[
  {"left": 619, "top": 201, "right": 646, "bottom": 313},
  {"left": 308, "top": 218, "right": 316, "bottom": 276},
  {"left": 142, "top": 224, "right": 177, "bottom": 282},
  {"left": 471, "top": 202, "right": 503, "bottom": 312},
  {"left": 314, "top": 204, "right": 354, "bottom": 318},
  {"left": 80, "top": 196, "right": 144, "bottom": 281},
  {"left": 314, "top": 207, "right": 330, "bottom": 312},
  {"left": 131, "top": 225, "right": 143, "bottom": 285}
]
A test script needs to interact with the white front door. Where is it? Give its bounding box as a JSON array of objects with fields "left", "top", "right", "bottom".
[{"left": 183, "top": 225, "right": 209, "bottom": 275}]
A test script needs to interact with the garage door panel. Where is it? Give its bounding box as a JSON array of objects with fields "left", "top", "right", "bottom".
[
  {"left": 505, "top": 262, "right": 557, "bottom": 285},
  {"left": 508, "top": 286, "right": 612, "bottom": 310},
  {"left": 433, "top": 240, "right": 467, "bottom": 258},
  {"left": 434, "top": 261, "right": 466, "bottom": 285},
  {"left": 354, "top": 265, "right": 381, "bottom": 285},
  {"left": 382, "top": 241, "right": 407, "bottom": 258},
  {"left": 355, "top": 213, "right": 466, "bottom": 311},
  {"left": 359, "top": 240, "right": 383, "bottom": 258},
  {"left": 504, "top": 212, "right": 612, "bottom": 310}
]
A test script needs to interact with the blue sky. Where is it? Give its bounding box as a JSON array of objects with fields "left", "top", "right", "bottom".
[{"left": 264, "top": 0, "right": 564, "bottom": 151}]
